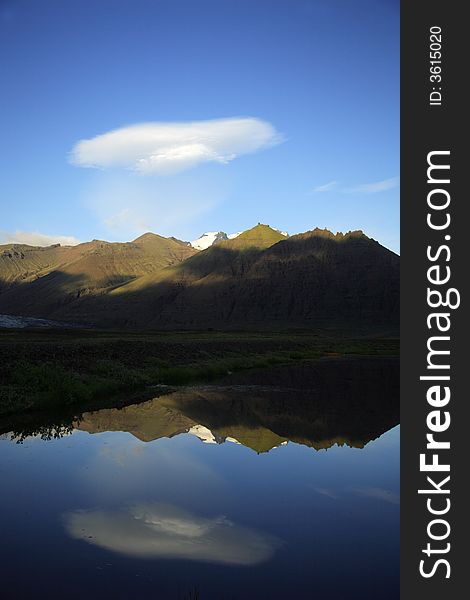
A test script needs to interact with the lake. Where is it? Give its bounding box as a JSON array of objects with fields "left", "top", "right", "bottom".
[{"left": 0, "top": 358, "right": 399, "bottom": 599}]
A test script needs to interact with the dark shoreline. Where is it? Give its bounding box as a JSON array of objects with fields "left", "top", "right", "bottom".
[{"left": 0, "top": 328, "right": 399, "bottom": 418}]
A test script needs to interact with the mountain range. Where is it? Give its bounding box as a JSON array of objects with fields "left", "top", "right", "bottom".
[{"left": 0, "top": 224, "right": 399, "bottom": 330}]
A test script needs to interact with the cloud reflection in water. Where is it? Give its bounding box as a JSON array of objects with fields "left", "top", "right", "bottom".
[{"left": 64, "top": 502, "right": 280, "bottom": 566}]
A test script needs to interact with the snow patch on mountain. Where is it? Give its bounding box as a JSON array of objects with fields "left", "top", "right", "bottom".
[
  {"left": 190, "top": 227, "right": 287, "bottom": 250},
  {"left": 190, "top": 232, "right": 228, "bottom": 250},
  {"left": 187, "top": 424, "right": 241, "bottom": 446}
]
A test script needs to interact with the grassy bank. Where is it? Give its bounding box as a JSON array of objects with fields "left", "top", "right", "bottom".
[{"left": 0, "top": 328, "right": 399, "bottom": 416}]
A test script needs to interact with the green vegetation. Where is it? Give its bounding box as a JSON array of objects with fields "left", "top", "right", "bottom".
[
  {"left": 223, "top": 223, "right": 286, "bottom": 249},
  {"left": 0, "top": 328, "right": 398, "bottom": 416}
]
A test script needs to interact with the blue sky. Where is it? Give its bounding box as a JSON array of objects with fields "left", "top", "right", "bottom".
[{"left": 0, "top": 0, "right": 399, "bottom": 251}]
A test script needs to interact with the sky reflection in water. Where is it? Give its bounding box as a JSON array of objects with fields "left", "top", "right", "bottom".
[{"left": 0, "top": 360, "right": 399, "bottom": 599}]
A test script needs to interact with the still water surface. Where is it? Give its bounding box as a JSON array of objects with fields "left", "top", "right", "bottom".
[{"left": 0, "top": 358, "right": 399, "bottom": 599}]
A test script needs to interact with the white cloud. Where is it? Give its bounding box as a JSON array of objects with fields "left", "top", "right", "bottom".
[
  {"left": 313, "top": 487, "right": 340, "bottom": 499},
  {"left": 311, "top": 177, "right": 399, "bottom": 195},
  {"left": 345, "top": 177, "right": 399, "bottom": 194},
  {"left": 64, "top": 502, "right": 280, "bottom": 565},
  {"left": 312, "top": 181, "right": 338, "bottom": 193},
  {"left": 351, "top": 487, "right": 400, "bottom": 504},
  {"left": 0, "top": 230, "right": 80, "bottom": 247},
  {"left": 70, "top": 118, "right": 283, "bottom": 175}
]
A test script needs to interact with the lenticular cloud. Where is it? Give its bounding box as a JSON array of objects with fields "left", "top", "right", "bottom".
[{"left": 70, "top": 117, "right": 282, "bottom": 175}]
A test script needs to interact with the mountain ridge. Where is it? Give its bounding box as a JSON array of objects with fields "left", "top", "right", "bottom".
[
  {"left": 189, "top": 225, "right": 288, "bottom": 250},
  {"left": 0, "top": 224, "right": 399, "bottom": 330}
]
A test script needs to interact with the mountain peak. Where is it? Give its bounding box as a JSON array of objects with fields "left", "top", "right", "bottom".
[
  {"left": 191, "top": 231, "right": 229, "bottom": 250},
  {"left": 132, "top": 232, "right": 164, "bottom": 243},
  {"left": 225, "top": 223, "right": 287, "bottom": 250}
]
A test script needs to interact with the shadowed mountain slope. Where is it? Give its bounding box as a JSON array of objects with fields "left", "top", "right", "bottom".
[
  {"left": 0, "top": 225, "right": 399, "bottom": 330},
  {"left": 0, "top": 241, "right": 101, "bottom": 291},
  {"left": 0, "top": 233, "right": 197, "bottom": 318}
]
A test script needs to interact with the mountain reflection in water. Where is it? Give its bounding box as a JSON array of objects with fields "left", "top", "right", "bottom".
[
  {"left": 3, "top": 358, "right": 399, "bottom": 452},
  {"left": 0, "top": 357, "right": 400, "bottom": 600}
]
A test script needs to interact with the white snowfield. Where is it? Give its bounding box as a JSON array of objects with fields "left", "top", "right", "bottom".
[
  {"left": 190, "top": 231, "right": 242, "bottom": 250},
  {"left": 187, "top": 425, "right": 241, "bottom": 446}
]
